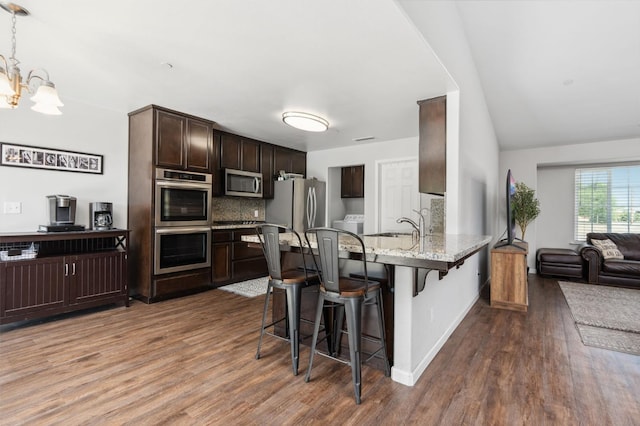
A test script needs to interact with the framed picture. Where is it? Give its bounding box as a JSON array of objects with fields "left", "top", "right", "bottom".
[{"left": 0, "top": 143, "right": 103, "bottom": 174}]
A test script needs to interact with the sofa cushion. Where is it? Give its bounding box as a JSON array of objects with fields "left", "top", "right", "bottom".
[
  {"left": 588, "top": 233, "right": 640, "bottom": 261},
  {"left": 602, "top": 259, "right": 640, "bottom": 277},
  {"left": 537, "top": 248, "right": 582, "bottom": 265},
  {"left": 591, "top": 239, "right": 624, "bottom": 260}
]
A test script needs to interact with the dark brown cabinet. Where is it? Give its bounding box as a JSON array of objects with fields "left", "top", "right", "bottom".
[
  {"left": 155, "top": 108, "right": 213, "bottom": 173},
  {"left": 219, "top": 132, "right": 261, "bottom": 173},
  {"left": 261, "top": 143, "right": 275, "bottom": 199},
  {"left": 418, "top": 96, "right": 446, "bottom": 196},
  {"left": 341, "top": 165, "right": 365, "bottom": 198},
  {"left": 274, "top": 146, "right": 306, "bottom": 177},
  {"left": 0, "top": 230, "right": 129, "bottom": 325},
  {"left": 211, "top": 228, "right": 267, "bottom": 286}
]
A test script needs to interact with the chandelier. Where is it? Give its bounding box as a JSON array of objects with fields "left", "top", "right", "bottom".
[{"left": 0, "top": 3, "right": 63, "bottom": 115}]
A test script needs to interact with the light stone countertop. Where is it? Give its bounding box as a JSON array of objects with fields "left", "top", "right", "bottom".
[{"left": 242, "top": 232, "right": 492, "bottom": 270}]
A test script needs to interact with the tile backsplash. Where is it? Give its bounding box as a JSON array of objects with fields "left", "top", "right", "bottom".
[{"left": 212, "top": 197, "right": 265, "bottom": 222}]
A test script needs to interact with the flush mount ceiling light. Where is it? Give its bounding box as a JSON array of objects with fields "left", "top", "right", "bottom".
[
  {"left": 282, "top": 111, "right": 329, "bottom": 132},
  {"left": 0, "top": 3, "right": 63, "bottom": 115}
]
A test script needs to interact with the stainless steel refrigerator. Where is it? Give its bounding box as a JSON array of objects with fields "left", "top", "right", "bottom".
[{"left": 266, "top": 178, "right": 326, "bottom": 233}]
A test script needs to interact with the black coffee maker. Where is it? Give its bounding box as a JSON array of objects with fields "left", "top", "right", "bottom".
[{"left": 90, "top": 202, "right": 113, "bottom": 230}]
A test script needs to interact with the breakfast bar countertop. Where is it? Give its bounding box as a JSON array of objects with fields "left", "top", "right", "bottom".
[{"left": 242, "top": 232, "right": 492, "bottom": 270}]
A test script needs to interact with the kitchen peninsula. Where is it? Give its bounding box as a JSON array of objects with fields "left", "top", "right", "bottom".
[{"left": 242, "top": 231, "right": 491, "bottom": 386}]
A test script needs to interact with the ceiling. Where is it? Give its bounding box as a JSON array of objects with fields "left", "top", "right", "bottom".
[{"left": 1, "top": 0, "right": 639, "bottom": 153}]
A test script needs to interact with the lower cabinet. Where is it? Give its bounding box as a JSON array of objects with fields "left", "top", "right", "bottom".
[
  {"left": 211, "top": 228, "right": 267, "bottom": 286},
  {"left": 0, "top": 230, "right": 129, "bottom": 325}
]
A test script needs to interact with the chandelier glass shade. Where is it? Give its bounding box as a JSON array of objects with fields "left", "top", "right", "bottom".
[{"left": 0, "top": 3, "right": 63, "bottom": 115}]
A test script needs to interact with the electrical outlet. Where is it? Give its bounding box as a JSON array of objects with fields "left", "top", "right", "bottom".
[
  {"left": 254, "top": 209, "right": 259, "bottom": 218},
  {"left": 3, "top": 201, "right": 21, "bottom": 214}
]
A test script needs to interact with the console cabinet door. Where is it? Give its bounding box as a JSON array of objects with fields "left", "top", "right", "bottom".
[
  {"left": 1, "top": 257, "right": 66, "bottom": 319},
  {"left": 68, "top": 251, "right": 127, "bottom": 305}
]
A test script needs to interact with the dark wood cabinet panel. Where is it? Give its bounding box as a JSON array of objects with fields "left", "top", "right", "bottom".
[
  {"left": 212, "top": 242, "right": 232, "bottom": 284},
  {"left": 291, "top": 151, "right": 307, "bottom": 176},
  {"left": 241, "top": 138, "right": 261, "bottom": 173},
  {"left": 220, "top": 132, "right": 242, "bottom": 170},
  {"left": 274, "top": 146, "right": 307, "bottom": 177},
  {"left": 341, "top": 165, "right": 365, "bottom": 198},
  {"left": 69, "top": 251, "right": 127, "bottom": 305},
  {"left": 154, "top": 107, "right": 212, "bottom": 173},
  {"left": 211, "top": 131, "right": 223, "bottom": 196},
  {"left": 418, "top": 96, "right": 446, "bottom": 196},
  {"left": 156, "top": 110, "right": 185, "bottom": 170},
  {"left": 186, "top": 118, "right": 212, "bottom": 173},
  {"left": 261, "top": 143, "right": 274, "bottom": 199}
]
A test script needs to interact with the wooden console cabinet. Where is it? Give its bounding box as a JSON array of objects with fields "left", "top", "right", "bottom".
[
  {"left": 0, "top": 230, "right": 129, "bottom": 325},
  {"left": 490, "top": 242, "right": 528, "bottom": 312}
]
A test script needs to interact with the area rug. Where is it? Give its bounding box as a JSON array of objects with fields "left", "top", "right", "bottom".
[
  {"left": 218, "top": 277, "right": 269, "bottom": 298},
  {"left": 558, "top": 281, "right": 640, "bottom": 355}
]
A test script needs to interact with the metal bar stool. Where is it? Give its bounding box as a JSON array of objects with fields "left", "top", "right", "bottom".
[
  {"left": 304, "top": 227, "right": 391, "bottom": 404},
  {"left": 255, "top": 224, "right": 319, "bottom": 375}
]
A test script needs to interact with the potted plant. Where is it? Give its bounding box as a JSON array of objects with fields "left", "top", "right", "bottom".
[{"left": 512, "top": 182, "right": 540, "bottom": 241}]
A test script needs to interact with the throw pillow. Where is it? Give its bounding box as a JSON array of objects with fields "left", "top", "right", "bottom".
[{"left": 591, "top": 238, "right": 624, "bottom": 260}]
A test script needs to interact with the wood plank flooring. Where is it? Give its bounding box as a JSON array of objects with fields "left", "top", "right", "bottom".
[{"left": 1, "top": 275, "right": 639, "bottom": 425}]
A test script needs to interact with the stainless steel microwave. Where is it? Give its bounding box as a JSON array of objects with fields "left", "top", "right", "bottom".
[{"left": 224, "top": 168, "right": 263, "bottom": 198}]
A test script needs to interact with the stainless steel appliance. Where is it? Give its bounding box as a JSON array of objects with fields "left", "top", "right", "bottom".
[
  {"left": 90, "top": 202, "right": 113, "bottom": 230},
  {"left": 155, "top": 168, "right": 212, "bottom": 227},
  {"left": 333, "top": 214, "right": 365, "bottom": 234},
  {"left": 47, "top": 195, "right": 77, "bottom": 225},
  {"left": 154, "top": 226, "right": 211, "bottom": 275},
  {"left": 266, "top": 178, "right": 326, "bottom": 233},
  {"left": 224, "top": 168, "right": 263, "bottom": 198}
]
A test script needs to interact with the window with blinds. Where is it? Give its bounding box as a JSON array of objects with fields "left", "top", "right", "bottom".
[{"left": 574, "top": 164, "right": 640, "bottom": 241}]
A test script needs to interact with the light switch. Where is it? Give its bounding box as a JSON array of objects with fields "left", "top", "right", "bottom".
[{"left": 3, "top": 201, "right": 22, "bottom": 214}]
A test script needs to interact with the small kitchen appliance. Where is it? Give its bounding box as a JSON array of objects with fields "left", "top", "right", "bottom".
[
  {"left": 47, "top": 194, "right": 77, "bottom": 225},
  {"left": 90, "top": 202, "right": 114, "bottom": 230}
]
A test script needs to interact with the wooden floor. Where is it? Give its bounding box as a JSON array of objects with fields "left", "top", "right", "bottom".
[{"left": 1, "top": 274, "right": 639, "bottom": 425}]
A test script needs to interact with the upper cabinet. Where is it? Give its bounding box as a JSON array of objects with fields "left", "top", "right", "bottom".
[
  {"left": 261, "top": 144, "right": 274, "bottom": 199},
  {"left": 219, "top": 132, "right": 261, "bottom": 173},
  {"left": 341, "top": 165, "right": 365, "bottom": 198},
  {"left": 155, "top": 108, "right": 213, "bottom": 173},
  {"left": 418, "top": 95, "right": 446, "bottom": 196},
  {"left": 274, "top": 146, "right": 306, "bottom": 177}
]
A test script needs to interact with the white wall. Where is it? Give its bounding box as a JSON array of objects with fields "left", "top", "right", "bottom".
[
  {"left": 0, "top": 100, "right": 128, "bottom": 233},
  {"left": 500, "top": 137, "right": 640, "bottom": 270},
  {"left": 307, "top": 137, "right": 418, "bottom": 235}
]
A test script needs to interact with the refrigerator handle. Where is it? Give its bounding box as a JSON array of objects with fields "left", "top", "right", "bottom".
[
  {"left": 311, "top": 187, "right": 317, "bottom": 227},
  {"left": 306, "top": 187, "right": 313, "bottom": 228}
]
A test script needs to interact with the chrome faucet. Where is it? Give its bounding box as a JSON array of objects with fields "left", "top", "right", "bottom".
[{"left": 397, "top": 209, "right": 429, "bottom": 252}]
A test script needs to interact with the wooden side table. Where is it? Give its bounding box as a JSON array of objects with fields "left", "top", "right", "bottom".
[{"left": 490, "top": 242, "right": 529, "bottom": 312}]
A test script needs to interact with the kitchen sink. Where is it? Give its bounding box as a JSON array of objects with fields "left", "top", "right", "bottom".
[{"left": 364, "top": 232, "right": 413, "bottom": 238}]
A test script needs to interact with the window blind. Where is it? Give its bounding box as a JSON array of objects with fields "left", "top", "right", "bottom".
[{"left": 574, "top": 164, "right": 640, "bottom": 240}]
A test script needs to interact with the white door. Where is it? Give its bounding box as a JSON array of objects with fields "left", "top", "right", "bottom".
[{"left": 377, "top": 158, "right": 419, "bottom": 232}]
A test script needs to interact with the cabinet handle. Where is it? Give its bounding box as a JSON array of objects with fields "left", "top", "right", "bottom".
[
  {"left": 65, "top": 263, "right": 69, "bottom": 276},
  {"left": 72, "top": 263, "right": 76, "bottom": 276}
]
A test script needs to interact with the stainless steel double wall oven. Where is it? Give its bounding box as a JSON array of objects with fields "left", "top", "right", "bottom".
[{"left": 154, "top": 168, "right": 212, "bottom": 275}]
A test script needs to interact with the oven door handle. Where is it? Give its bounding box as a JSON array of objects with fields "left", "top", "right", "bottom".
[
  {"left": 156, "top": 180, "right": 211, "bottom": 190},
  {"left": 155, "top": 226, "right": 211, "bottom": 234}
]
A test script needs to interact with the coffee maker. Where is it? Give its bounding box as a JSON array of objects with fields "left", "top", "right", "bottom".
[
  {"left": 47, "top": 195, "right": 77, "bottom": 225},
  {"left": 90, "top": 202, "right": 113, "bottom": 230}
]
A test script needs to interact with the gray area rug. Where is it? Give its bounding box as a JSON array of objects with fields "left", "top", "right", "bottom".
[
  {"left": 558, "top": 281, "right": 640, "bottom": 355},
  {"left": 219, "top": 277, "right": 269, "bottom": 298}
]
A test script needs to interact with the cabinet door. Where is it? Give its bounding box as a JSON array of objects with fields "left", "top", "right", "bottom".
[
  {"left": 261, "top": 143, "right": 274, "bottom": 199},
  {"left": 418, "top": 96, "right": 446, "bottom": 195},
  {"left": 186, "top": 118, "right": 212, "bottom": 173},
  {"left": 351, "top": 165, "right": 365, "bottom": 197},
  {"left": 156, "top": 110, "right": 186, "bottom": 169},
  {"left": 1, "top": 257, "right": 66, "bottom": 319},
  {"left": 341, "top": 167, "right": 353, "bottom": 198},
  {"left": 290, "top": 151, "right": 306, "bottom": 176},
  {"left": 220, "top": 133, "right": 242, "bottom": 170},
  {"left": 212, "top": 242, "right": 232, "bottom": 283},
  {"left": 68, "top": 251, "right": 127, "bottom": 305},
  {"left": 241, "top": 138, "right": 261, "bottom": 173},
  {"left": 273, "top": 146, "right": 292, "bottom": 174},
  {"left": 211, "top": 131, "right": 223, "bottom": 196}
]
